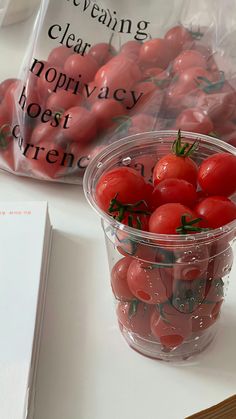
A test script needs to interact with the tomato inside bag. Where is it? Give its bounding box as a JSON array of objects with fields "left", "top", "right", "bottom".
[{"left": 1, "top": 0, "right": 236, "bottom": 183}]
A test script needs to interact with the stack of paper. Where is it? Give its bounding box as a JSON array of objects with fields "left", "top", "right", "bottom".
[{"left": 0, "top": 202, "right": 52, "bottom": 419}]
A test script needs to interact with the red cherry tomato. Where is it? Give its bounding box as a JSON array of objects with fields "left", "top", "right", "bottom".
[
  {"left": 173, "top": 50, "right": 207, "bottom": 74},
  {"left": 150, "top": 310, "right": 190, "bottom": 348},
  {"left": 127, "top": 259, "right": 172, "bottom": 304},
  {"left": 47, "top": 46, "right": 72, "bottom": 67},
  {"left": 149, "top": 203, "right": 199, "bottom": 235},
  {"left": 30, "top": 123, "right": 64, "bottom": 145},
  {"left": 64, "top": 54, "right": 99, "bottom": 84},
  {"left": 127, "top": 114, "right": 157, "bottom": 135},
  {"left": 62, "top": 106, "right": 97, "bottom": 144},
  {"left": 88, "top": 42, "right": 116, "bottom": 66},
  {"left": 195, "top": 196, "right": 236, "bottom": 229},
  {"left": 127, "top": 80, "right": 163, "bottom": 115},
  {"left": 164, "top": 80, "right": 197, "bottom": 115},
  {"left": 95, "top": 166, "right": 148, "bottom": 213},
  {"left": 171, "top": 243, "right": 209, "bottom": 282},
  {"left": 198, "top": 152, "right": 236, "bottom": 197},
  {"left": 178, "top": 66, "right": 212, "bottom": 86},
  {"left": 153, "top": 139, "right": 198, "bottom": 187},
  {"left": 142, "top": 67, "right": 164, "bottom": 80},
  {"left": 172, "top": 278, "right": 207, "bottom": 315},
  {"left": 0, "top": 78, "right": 18, "bottom": 102},
  {"left": 191, "top": 314, "right": 218, "bottom": 333},
  {"left": 139, "top": 38, "right": 173, "bottom": 69},
  {"left": 91, "top": 99, "right": 125, "bottom": 131},
  {"left": 121, "top": 40, "right": 142, "bottom": 60},
  {"left": 164, "top": 25, "right": 193, "bottom": 54},
  {"left": 196, "top": 82, "right": 236, "bottom": 122},
  {"left": 207, "top": 245, "right": 233, "bottom": 280},
  {"left": 117, "top": 301, "right": 154, "bottom": 338},
  {"left": 205, "top": 278, "right": 224, "bottom": 303},
  {"left": 95, "top": 55, "right": 141, "bottom": 93},
  {"left": 29, "top": 140, "right": 64, "bottom": 178},
  {"left": 175, "top": 108, "right": 213, "bottom": 135},
  {"left": 4, "top": 80, "right": 22, "bottom": 119},
  {"left": 152, "top": 178, "right": 197, "bottom": 210},
  {"left": 111, "top": 257, "right": 134, "bottom": 301},
  {"left": 46, "top": 90, "right": 84, "bottom": 114}
]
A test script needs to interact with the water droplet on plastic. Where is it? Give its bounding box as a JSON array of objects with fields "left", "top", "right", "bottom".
[
  {"left": 97, "top": 162, "right": 103, "bottom": 168},
  {"left": 122, "top": 157, "right": 132, "bottom": 166}
]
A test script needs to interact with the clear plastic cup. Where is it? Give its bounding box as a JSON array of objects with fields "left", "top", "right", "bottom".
[{"left": 83, "top": 131, "right": 236, "bottom": 362}]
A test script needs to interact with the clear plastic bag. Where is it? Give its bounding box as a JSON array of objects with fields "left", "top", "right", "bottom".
[{"left": 0, "top": 0, "right": 236, "bottom": 184}]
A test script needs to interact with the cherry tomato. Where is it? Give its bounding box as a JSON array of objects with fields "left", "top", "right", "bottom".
[
  {"left": 195, "top": 196, "right": 236, "bottom": 229},
  {"left": 46, "top": 90, "right": 84, "bottom": 114},
  {"left": 95, "top": 55, "right": 141, "bottom": 93},
  {"left": 127, "top": 114, "right": 157, "bottom": 135},
  {"left": 129, "top": 154, "right": 157, "bottom": 184},
  {"left": 29, "top": 140, "right": 64, "bottom": 178},
  {"left": 227, "top": 132, "right": 236, "bottom": 147},
  {"left": 172, "top": 278, "right": 207, "bottom": 314},
  {"left": 198, "top": 152, "right": 236, "bottom": 197},
  {"left": 30, "top": 123, "right": 64, "bottom": 145},
  {"left": 48, "top": 46, "right": 72, "bottom": 67},
  {"left": 121, "top": 40, "right": 142, "bottom": 60},
  {"left": 62, "top": 106, "right": 97, "bottom": 144},
  {"left": 196, "top": 83, "right": 236, "bottom": 122},
  {"left": 91, "top": 99, "right": 125, "bottom": 131},
  {"left": 35, "top": 62, "right": 66, "bottom": 100},
  {"left": 111, "top": 257, "right": 134, "bottom": 301},
  {"left": 150, "top": 310, "right": 190, "bottom": 348},
  {"left": 127, "top": 259, "right": 172, "bottom": 304},
  {"left": 172, "top": 244, "right": 209, "bottom": 282},
  {"left": 0, "top": 78, "right": 18, "bottom": 102},
  {"left": 178, "top": 66, "right": 212, "bottom": 86},
  {"left": 191, "top": 314, "right": 217, "bottom": 333},
  {"left": 205, "top": 278, "right": 224, "bottom": 303},
  {"left": 117, "top": 301, "right": 154, "bottom": 338},
  {"left": 88, "top": 42, "right": 116, "bottom": 66},
  {"left": 64, "top": 54, "right": 99, "bottom": 84},
  {"left": 207, "top": 245, "right": 233, "bottom": 281},
  {"left": 164, "top": 80, "right": 198, "bottom": 115},
  {"left": 149, "top": 203, "right": 200, "bottom": 235},
  {"left": 175, "top": 108, "right": 213, "bottom": 135},
  {"left": 139, "top": 38, "right": 173, "bottom": 69},
  {"left": 4, "top": 80, "right": 22, "bottom": 119},
  {"left": 153, "top": 135, "right": 198, "bottom": 187},
  {"left": 173, "top": 50, "right": 207, "bottom": 74},
  {"left": 152, "top": 178, "right": 197, "bottom": 209},
  {"left": 127, "top": 81, "right": 163, "bottom": 115},
  {"left": 142, "top": 67, "right": 164, "bottom": 80},
  {"left": 164, "top": 25, "right": 193, "bottom": 54},
  {"left": 95, "top": 166, "right": 148, "bottom": 213}
]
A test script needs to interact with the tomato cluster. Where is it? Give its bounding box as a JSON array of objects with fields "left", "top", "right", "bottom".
[
  {"left": 0, "top": 23, "right": 236, "bottom": 180},
  {"left": 96, "top": 132, "right": 236, "bottom": 351}
]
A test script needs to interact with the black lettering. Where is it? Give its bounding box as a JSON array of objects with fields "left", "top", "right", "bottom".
[
  {"left": 77, "top": 156, "right": 89, "bottom": 169},
  {"left": 98, "top": 86, "right": 109, "bottom": 99},
  {"left": 48, "top": 24, "right": 61, "bottom": 40},
  {"left": 91, "top": 3, "right": 99, "bottom": 17},
  {"left": 18, "top": 86, "right": 27, "bottom": 110},
  {"left": 23, "top": 143, "right": 34, "bottom": 157},
  {"left": 60, "top": 23, "right": 70, "bottom": 44},
  {"left": 66, "top": 33, "right": 75, "bottom": 48},
  {"left": 84, "top": 83, "right": 96, "bottom": 98},
  {"left": 135, "top": 21, "right": 150, "bottom": 42},
  {"left": 12, "top": 124, "right": 20, "bottom": 139},
  {"left": 63, "top": 114, "right": 72, "bottom": 129},
  {"left": 30, "top": 58, "right": 45, "bottom": 78},
  {"left": 33, "top": 146, "right": 45, "bottom": 160},
  {"left": 98, "top": 9, "right": 107, "bottom": 24},
  {"left": 113, "top": 88, "right": 126, "bottom": 102},
  {"left": 119, "top": 19, "right": 132, "bottom": 35},
  {"left": 50, "top": 113, "right": 61, "bottom": 128},
  {"left": 42, "top": 108, "right": 52, "bottom": 123},
  {"left": 53, "top": 72, "right": 67, "bottom": 92},
  {"left": 46, "top": 149, "right": 59, "bottom": 163},
  {"left": 83, "top": 0, "right": 91, "bottom": 11},
  {"left": 60, "top": 152, "right": 74, "bottom": 167},
  {"left": 45, "top": 68, "right": 57, "bottom": 83},
  {"left": 80, "top": 42, "right": 91, "bottom": 56},
  {"left": 27, "top": 103, "right": 41, "bottom": 119}
]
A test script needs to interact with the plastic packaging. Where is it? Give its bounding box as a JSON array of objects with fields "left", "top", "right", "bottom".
[
  {"left": 84, "top": 131, "right": 236, "bottom": 361},
  {"left": 0, "top": 0, "right": 236, "bottom": 183}
]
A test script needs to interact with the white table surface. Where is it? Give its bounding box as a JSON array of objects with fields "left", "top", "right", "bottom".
[{"left": 0, "top": 12, "right": 236, "bottom": 419}]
